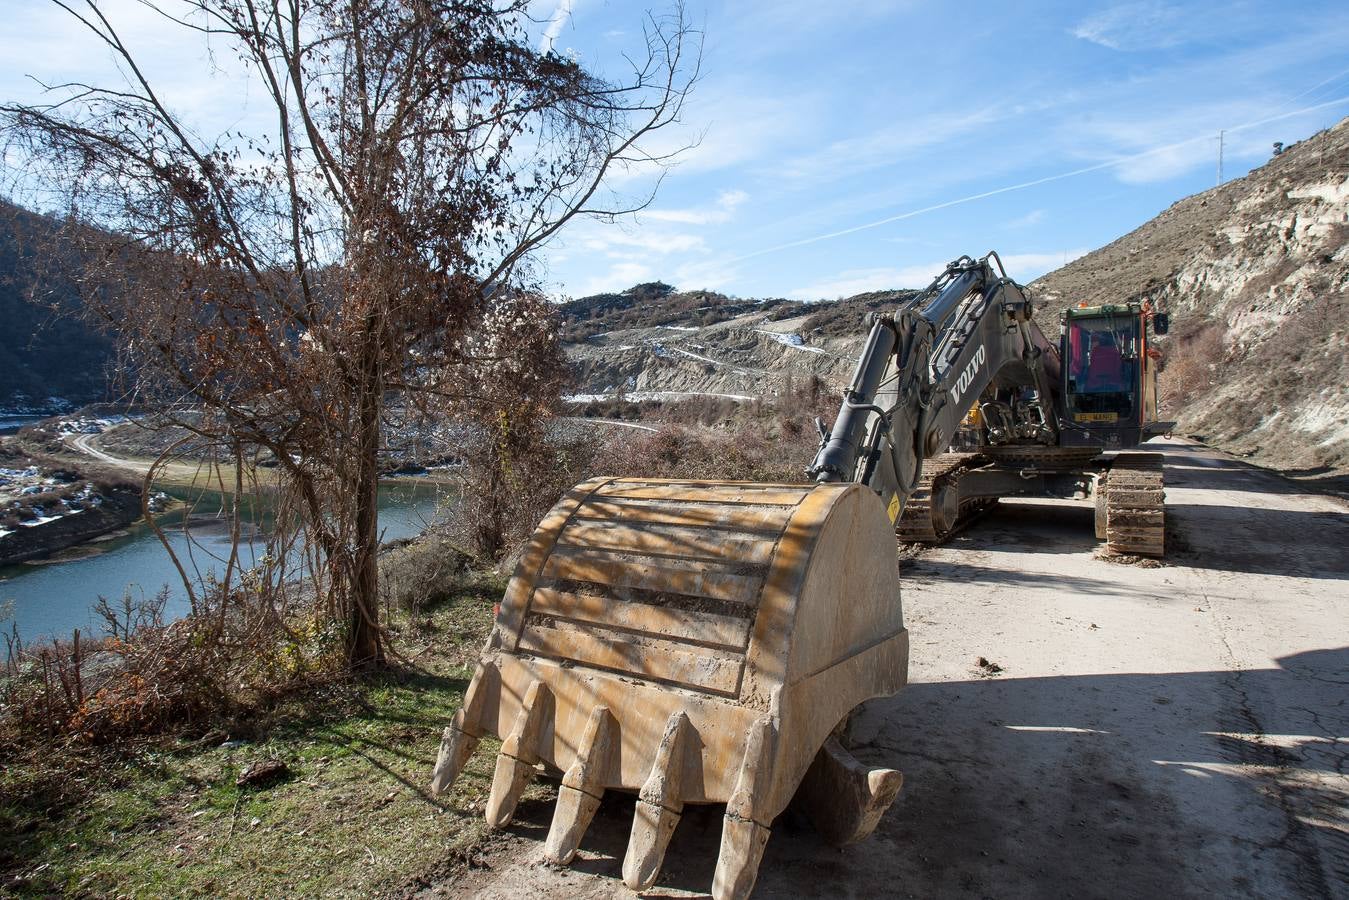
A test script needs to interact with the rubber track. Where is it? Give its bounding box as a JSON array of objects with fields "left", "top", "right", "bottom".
[
  {"left": 1103, "top": 452, "right": 1165, "bottom": 557},
  {"left": 895, "top": 452, "right": 991, "bottom": 544}
]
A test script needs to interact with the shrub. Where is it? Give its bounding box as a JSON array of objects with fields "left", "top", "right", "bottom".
[
  {"left": 379, "top": 533, "right": 471, "bottom": 618},
  {"left": 1, "top": 578, "right": 346, "bottom": 746},
  {"left": 1159, "top": 320, "right": 1226, "bottom": 409}
]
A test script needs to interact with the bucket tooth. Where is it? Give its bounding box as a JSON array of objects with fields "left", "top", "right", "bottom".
[
  {"left": 543, "top": 706, "right": 615, "bottom": 865},
  {"left": 429, "top": 661, "right": 496, "bottom": 796},
  {"left": 485, "top": 679, "right": 552, "bottom": 828},
  {"left": 623, "top": 711, "right": 694, "bottom": 891},
  {"left": 712, "top": 717, "right": 775, "bottom": 900}
]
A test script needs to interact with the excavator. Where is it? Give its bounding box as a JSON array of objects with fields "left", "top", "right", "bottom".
[{"left": 429, "top": 252, "right": 1170, "bottom": 898}]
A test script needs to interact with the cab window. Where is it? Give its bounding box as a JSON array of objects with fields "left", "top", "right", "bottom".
[
  {"left": 1066, "top": 318, "right": 1138, "bottom": 394},
  {"left": 1065, "top": 316, "right": 1139, "bottom": 419}
]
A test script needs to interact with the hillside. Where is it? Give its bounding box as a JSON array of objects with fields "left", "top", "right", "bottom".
[
  {"left": 559, "top": 286, "right": 917, "bottom": 405},
  {"left": 0, "top": 202, "right": 115, "bottom": 411},
  {"left": 1031, "top": 118, "right": 1349, "bottom": 473},
  {"left": 564, "top": 119, "right": 1348, "bottom": 476}
]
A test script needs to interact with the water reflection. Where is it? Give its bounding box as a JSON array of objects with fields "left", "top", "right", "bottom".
[{"left": 0, "top": 479, "right": 449, "bottom": 643}]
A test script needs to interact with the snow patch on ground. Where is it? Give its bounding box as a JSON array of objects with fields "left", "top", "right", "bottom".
[
  {"left": 660, "top": 325, "right": 699, "bottom": 332},
  {"left": 565, "top": 391, "right": 756, "bottom": 404},
  {"left": 20, "top": 513, "right": 62, "bottom": 527},
  {"left": 55, "top": 415, "right": 131, "bottom": 436},
  {"left": 755, "top": 329, "right": 826, "bottom": 354}
]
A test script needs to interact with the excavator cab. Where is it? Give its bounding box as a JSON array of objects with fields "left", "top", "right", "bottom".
[{"left": 1059, "top": 303, "right": 1171, "bottom": 449}]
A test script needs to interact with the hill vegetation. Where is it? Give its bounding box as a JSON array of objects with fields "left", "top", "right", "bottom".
[
  {"left": 558, "top": 281, "right": 804, "bottom": 341},
  {"left": 0, "top": 202, "right": 115, "bottom": 410}
]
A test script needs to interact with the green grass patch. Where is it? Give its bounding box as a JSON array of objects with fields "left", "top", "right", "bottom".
[{"left": 1, "top": 573, "right": 524, "bottom": 897}]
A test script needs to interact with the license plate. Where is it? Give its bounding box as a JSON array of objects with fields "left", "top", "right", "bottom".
[{"left": 1075, "top": 412, "right": 1118, "bottom": 422}]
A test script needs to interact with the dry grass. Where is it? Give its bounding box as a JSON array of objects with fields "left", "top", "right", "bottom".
[
  {"left": 0, "top": 565, "right": 507, "bottom": 896},
  {"left": 1159, "top": 319, "right": 1227, "bottom": 411}
]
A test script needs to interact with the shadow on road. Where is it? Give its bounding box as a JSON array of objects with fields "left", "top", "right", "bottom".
[
  {"left": 496, "top": 649, "right": 1348, "bottom": 899},
  {"left": 935, "top": 444, "right": 1349, "bottom": 579},
  {"left": 1144, "top": 441, "right": 1316, "bottom": 497}
]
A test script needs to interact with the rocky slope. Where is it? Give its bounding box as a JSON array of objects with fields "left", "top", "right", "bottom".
[
  {"left": 565, "top": 118, "right": 1348, "bottom": 475},
  {"left": 1031, "top": 117, "right": 1348, "bottom": 473},
  {"left": 561, "top": 290, "right": 917, "bottom": 403}
]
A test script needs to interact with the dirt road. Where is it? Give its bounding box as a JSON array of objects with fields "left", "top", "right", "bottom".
[
  {"left": 435, "top": 438, "right": 1349, "bottom": 899},
  {"left": 68, "top": 432, "right": 147, "bottom": 472}
]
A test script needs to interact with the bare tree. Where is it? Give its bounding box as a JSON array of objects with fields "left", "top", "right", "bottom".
[
  {"left": 2, "top": 0, "right": 697, "bottom": 666},
  {"left": 451, "top": 290, "right": 574, "bottom": 561}
]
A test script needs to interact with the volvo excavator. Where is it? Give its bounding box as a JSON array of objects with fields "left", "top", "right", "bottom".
[{"left": 429, "top": 252, "right": 1170, "bottom": 898}]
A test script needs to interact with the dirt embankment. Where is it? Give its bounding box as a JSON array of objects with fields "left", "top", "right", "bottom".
[
  {"left": 0, "top": 486, "right": 140, "bottom": 566},
  {"left": 564, "top": 313, "right": 861, "bottom": 402}
]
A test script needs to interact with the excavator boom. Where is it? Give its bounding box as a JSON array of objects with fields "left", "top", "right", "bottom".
[{"left": 810, "top": 252, "right": 1058, "bottom": 518}]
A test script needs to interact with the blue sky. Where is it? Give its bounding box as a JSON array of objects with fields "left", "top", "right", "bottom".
[{"left": 3, "top": 1, "right": 1347, "bottom": 301}]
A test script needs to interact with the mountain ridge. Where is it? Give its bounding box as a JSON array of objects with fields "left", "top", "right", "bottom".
[{"left": 0, "top": 201, "right": 116, "bottom": 411}]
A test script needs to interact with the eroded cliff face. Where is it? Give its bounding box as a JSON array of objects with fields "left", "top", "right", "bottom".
[
  {"left": 1033, "top": 118, "right": 1348, "bottom": 472},
  {"left": 564, "top": 313, "right": 860, "bottom": 402}
]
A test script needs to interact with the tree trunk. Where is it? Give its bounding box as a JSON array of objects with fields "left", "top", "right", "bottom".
[{"left": 348, "top": 337, "right": 385, "bottom": 667}]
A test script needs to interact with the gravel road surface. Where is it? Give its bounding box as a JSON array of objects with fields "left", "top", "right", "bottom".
[{"left": 434, "top": 438, "right": 1349, "bottom": 899}]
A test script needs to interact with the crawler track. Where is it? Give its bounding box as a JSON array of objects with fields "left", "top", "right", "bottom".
[
  {"left": 1100, "top": 452, "right": 1165, "bottom": 557},
  {"left": 896, "top": 452, "right": 993, "bottom": 544},
  {"left": 981, "top": 444, "right": 1104, "bottom": 469}
]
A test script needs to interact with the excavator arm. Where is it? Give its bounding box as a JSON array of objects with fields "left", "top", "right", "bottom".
[{"left": 809, "top": 252, "right": 1058, "bottom": 522}]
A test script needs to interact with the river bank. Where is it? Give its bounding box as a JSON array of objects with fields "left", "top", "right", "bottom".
[
  {"left": 0, "top": 487, "right": 142, "bottom": 567},
  {"left": 2, "top": 409, "right": 457, "bottom": 581},
  {"left": 0, "top": 558, "right": 504, "bottom": 896}
]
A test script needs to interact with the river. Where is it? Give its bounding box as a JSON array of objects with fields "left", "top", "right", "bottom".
[
  {"left": 0, "top": 480, "right": 450, "bottom": 645},
  {"left": 0, "top": 414, "right": 49, "bottom": 436}
]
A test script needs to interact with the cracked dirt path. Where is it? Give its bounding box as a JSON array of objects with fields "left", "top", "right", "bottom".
[{"left": 426, "top": 438, "right": 1348, "bottom": 899}]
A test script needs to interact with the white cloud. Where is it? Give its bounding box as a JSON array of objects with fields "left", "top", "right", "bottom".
[
  {"left": 0, "top": 1, "right": 267, "bottom": 136},
  {"left": 787, "top": 264, "right": 947, "bottom": 301},
  {"left": 642, "top": 189, "right": 750, "bottom": 225},
  {"left": 787, "top": 250, "right": 1089, "bottom": 301},
  {"left": 609, "top": 84, "right": 809, "bottom": 185},
  {"left": 999, "top": 250, "right": 1090, "bottom": 280},
  {"left": 776, "top": 106, "right": 1006, "bottom": 185},
  {"left": 1056, "top": 96, "right": 1297, "bottom": 184},
  {"left": 1070, "top": 2, "right": 1186, "bottom": 51},
  {"left": 673, "top": 258, "right": 741, "bottom": 292},
  {"left": 574, "top": 261, "right": 653, "bottom": 296},
  {"left": 579, "top": 230, "right": 706, "bottom": 255},
  {"left": 1005, "top": 209, "right": 1047, "bottom": 229}
]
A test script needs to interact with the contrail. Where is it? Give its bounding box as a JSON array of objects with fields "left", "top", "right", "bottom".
[{"left": 727, "top": 95, "right": 1349, "bottom": 264}]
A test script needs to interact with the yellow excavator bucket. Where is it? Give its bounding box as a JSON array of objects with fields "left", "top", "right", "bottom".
[{"left": 430, "top": 477, "right": 910, "bottom": 899}]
